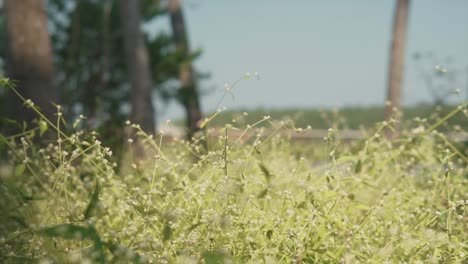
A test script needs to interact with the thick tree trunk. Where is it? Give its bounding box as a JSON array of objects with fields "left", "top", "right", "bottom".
[
  {"left": 168, "top": 0, "right": 203, "bottom": 139},
  {"left": 384, "top": 0, "right": 410, "bottom": 138},
  {"left": 119, "top": 0, "right": 156, "bottom": 159},
  {"left": 4, "top": 0, "right": 58, "bottom": 125},
  {"left": 118, "top": 0, "right": 156, "bottom": 134}
]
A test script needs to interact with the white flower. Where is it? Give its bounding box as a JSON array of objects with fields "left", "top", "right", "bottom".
[{"left": 411, "top": 126, "right": 425, "bottom": 134}]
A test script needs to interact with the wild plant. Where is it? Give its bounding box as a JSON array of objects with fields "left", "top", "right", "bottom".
[{"left": 0, "top": 76, "right": 467, "bottom": 263}]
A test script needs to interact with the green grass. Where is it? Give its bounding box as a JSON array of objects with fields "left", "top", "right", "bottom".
[
  {"left": 200, "top": 104, "right": 467, "bottom": 132},
  {"left": 1, "top": 77, "right": 467, "bottom": 263}
]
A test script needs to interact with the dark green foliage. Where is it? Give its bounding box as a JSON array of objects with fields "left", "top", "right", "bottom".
[
  {"left": 83, "top": 181, "right": 100, "bottom": 220},
  {"left": 38, "top": 223, "right": 102, "bottom": 244},
  {"left": 46, "top": 0, "right": 188, "bottom": 158},
  {"left": 203, "top": 250, "right": 226, "bottom": 264},
  {"left": 45, "top": 0, "right": 205, "bottom": 119},
  {"left": 37, "top": 224, "right": 144, "bottom": 263},
  {"left": 1, "top": 0, "right": 206, "bottom": 157},
  {"left": 162, "top": 221, "right": 172, "bottom": 242}
]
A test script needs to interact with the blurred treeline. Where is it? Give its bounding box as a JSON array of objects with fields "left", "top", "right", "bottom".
[{"left": 206, "top": 104, "right": 467, "bottom": 132}]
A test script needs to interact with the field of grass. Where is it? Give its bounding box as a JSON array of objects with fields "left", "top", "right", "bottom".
[
  {"left": 0, "top": 76, "right": 467, "bottom": 263},
  {"left": 202, "top": 104, "right": 467, "bottom": 132},
  {"left": 0, "top": 97, "right": 467, "bottom": 263}
]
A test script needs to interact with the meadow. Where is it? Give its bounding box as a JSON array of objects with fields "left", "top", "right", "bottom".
[
  {"left": 204, "top": 104, "right": 468, "bottom": 132},
  {"left": 0, "top": 78, "right": 467, "bottom": 263}
]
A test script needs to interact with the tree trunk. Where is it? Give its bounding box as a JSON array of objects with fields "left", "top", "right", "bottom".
[
  {"left": 384, "top": 0, "right": 410, "bottom": 138},
  {"left": 4, "top": 0, "right": 58, "bottom": 125},
  {"left": 118, "top": 0, "right": 156, "bottom": 152},
  {"left": 168, "top": 0, "right": 203, "bottom": 139}
]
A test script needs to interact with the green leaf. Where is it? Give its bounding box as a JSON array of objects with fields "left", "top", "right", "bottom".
[
  {"left": 162, "top": 222, "right": 172, "bottom": 242},
  {"left": 39, "top": 120, "right": 49, "bottom": 137},
  {"left": 258, "top": 163, "right": 272, "bottom": 183},
  {"left": 15, "top": 164, "right": 26, "bottom": 176},
  {"left": 83, "top": 181, "right": 100, "bottom": 220},
  {"left": 203, "top": 251, "right": 225, "bottom": 264},
  {"left": 254, "top": 146, "right": 261, "bottom": 154},
  {"left": 187, "top": 222, "right": 203, "bottom": 234},
  {"left": 354, "top": 159, "right": 362, "bottom": 173},
  {"left": 73, "top": 118, "right": 81, "bottom": 129},
  {"left": 39, "top": 120, "right": 48, "bottom": 136},
  {"left": 296, "top": 201, "right": 307, "bottom": 209},
  {"left": 266, "top": 229, "right": 273, "bottom": 240},
  {"left": 257, "top": 188, "right": 268, "bottom": 199}
]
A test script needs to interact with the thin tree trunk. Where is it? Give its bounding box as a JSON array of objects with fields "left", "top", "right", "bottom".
[
  {"left": 168, "top": 0, "right": 203, "bottom": 139},
  {"left": 4, "top": 0, "right": 58, "bottom": 125},
  {"left": 384, "top": 0, "right": 410, "bottom": 138},
  {"left": 118, "top": 0, "right": 156, "bottom": 158}
]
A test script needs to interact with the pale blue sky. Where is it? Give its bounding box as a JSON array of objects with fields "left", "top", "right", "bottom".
[{"left": 150, "top": 0, "right": 468, "bottom": 122}]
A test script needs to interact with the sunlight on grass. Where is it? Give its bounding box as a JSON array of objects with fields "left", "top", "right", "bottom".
[{"left": 0, "top": 77, "right": 467, "bottom": 263}]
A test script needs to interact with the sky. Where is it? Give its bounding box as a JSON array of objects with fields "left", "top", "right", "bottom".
[{"left": 149, "top": 0, "right": 468, "bottom": 123}]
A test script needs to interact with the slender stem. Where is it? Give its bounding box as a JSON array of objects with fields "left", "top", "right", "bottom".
[{"left": 224, "top": 126, "right": 228, "bottom": 176}]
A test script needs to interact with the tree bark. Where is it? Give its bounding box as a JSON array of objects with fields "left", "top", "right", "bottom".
[
  {"left": 118, "top": 0, "right": 156, "bottom": 135},
  {"left": 4, "top": 0, "right": 58, "bottom": 125},
  {"left": 168, "top": 0, "right": 203, "bottom": 139},
  {"left": 384, "top": 0, "right": 410, "bottom": 138}
]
